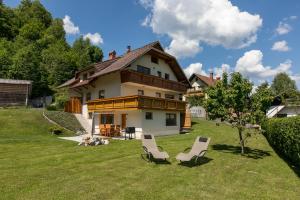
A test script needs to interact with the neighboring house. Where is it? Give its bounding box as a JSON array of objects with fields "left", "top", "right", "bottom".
[
  {"left": 267, "top": 104, "right": 300, "bottom": 118},
  {"left": 59, "top": 41, "right": 191, "bottom": 138},
  {"left": 0, "top": 79, "right": 32, "bottom": 106},
  {"left": 184, "top": 73, "right": 219, "bottom": 118}
]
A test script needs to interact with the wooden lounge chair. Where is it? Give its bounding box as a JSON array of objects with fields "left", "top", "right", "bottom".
[
  {"left": 176, "top": 136, "right": 210, "bottom": 164},
  {"left": 141, "top": 134, "right": 169, "bottom": 161}
]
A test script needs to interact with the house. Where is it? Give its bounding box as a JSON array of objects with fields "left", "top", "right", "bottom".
[
  {"left": 267, "top": 99, "right": 300, "bottom": 118},
  {"left": 59, "top": 41, "right": 191, "bottom": 138},
  {"left": 0, "top": 79, "right": 32, "bottom": 106},
  {"left": 184, "top": 73, "right": 219, "bottom": 118}
]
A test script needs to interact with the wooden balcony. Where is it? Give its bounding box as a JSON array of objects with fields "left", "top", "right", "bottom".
[
  {"left": 87, "top": 95, "right": 187, "bottom": 112},
  {"left": 120, "top": 70, "right": 188, "bottom": 92}
]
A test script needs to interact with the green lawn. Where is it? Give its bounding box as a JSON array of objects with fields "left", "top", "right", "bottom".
[{"left": 0, "top": 109, "right": 299, "bottom": 200}]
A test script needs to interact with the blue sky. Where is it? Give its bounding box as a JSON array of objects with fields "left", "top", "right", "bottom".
[{"left": 5, "top": 0, "right": 300, "bottom": 87}]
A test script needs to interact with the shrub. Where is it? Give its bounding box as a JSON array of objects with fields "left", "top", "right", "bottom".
[
  {"left": 49, "top": 126, "right": 64, "bottom": 135},
  {"left": 46, "top": 105, "right": 57, "bottom": 111},
  {"left": 44, "top": 111, "right": 83, "bottom": 132},
  {"left": 263, "top": 116, "right": 300, "bottom": 167}
]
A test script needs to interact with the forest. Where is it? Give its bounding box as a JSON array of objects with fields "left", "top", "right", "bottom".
[{"left": 0, "top": 0, "right": 103, "bottom": 97}]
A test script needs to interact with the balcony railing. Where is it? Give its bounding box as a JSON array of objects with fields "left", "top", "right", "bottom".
[
  {"left": 120, "top": 70, "right": 188, "bottom": 92},
  {"left": 87, "top": 95, "right": 186, "bottom": 112}
]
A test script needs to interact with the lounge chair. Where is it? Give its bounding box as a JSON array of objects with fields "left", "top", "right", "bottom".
[
  {"left": 141, "top": 134, "right": 169, "bottom": 161},
  {"left": 176, "top": 136, "right": 210, "bottom": 164}
]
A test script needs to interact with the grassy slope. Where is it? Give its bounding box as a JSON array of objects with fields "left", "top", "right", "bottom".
[{"left": 0, "top": 109, "right": 299, "bottom": 200}]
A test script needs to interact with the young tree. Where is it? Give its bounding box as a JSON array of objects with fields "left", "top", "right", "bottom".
[
  {"left": 251, "top": 82, "right": 274, "bottom": 124},
  {"left": 271, "top": 72, "right": 298, "bottom": 99},
  {"left": 205, "top": 72, "right": 253, "bottom": 154}
]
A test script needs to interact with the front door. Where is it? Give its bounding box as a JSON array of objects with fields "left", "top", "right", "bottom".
[{"left": 121, "top": 114, "right": 127, "bottom": 129}]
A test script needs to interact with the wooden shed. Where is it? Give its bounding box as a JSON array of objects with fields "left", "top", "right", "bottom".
[{"left": 0, "top": 79, "right": 32, "bottom": 106}]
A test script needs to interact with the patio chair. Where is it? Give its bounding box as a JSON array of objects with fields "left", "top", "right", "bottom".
[
  {"left": 141, "top": 134, "right": 169, "bottom": 161},
  {"left": 176, "top": 136, "right": 210, "bottom": 164}
]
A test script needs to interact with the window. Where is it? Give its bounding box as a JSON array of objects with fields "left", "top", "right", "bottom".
[
  {"left": 99, "top": 90, "right": 105, "bottom": 99},
  {"left": 165, "top": 94, "right": 174, "bottom": 99},
  {"left": 88, "top": 112, "right": 93, "bottom": 119},
  {"left": 166, "top": 113, "right": 176, "bottom": 126},
  {"left": 151, "top": 56, "right": 159, "bottom": 64},
  {"left": 157, "top": 71, "right": 162, "bottom": 78},
  {"left": 138, "top": 90, "right": 144, "bottom": 96},
  {"left": 137, "top": 65, "right": 150, "bottom": 75},
  {"left": 86, "top": 92, "right": 91, "bottom": 101},
  {"left": 179, "top": 94, "right": 183, "bottom": 101},
  {"left": 156, "top": 92, "right": 161, "bottom": 98},
  {"left": 165, "top": 73, "right": 170, "bottom": 80},
  {"left": 145, "top": 112, "right": 153, "bottom": 120},
  {"left": 89, "top": 71, "right": 95, "bottom": 76},
  {"left": 83, "top": 73, "right": 88, "bottom": 80},
  {"left": 101, "top": 114, "right": 114, "bottom": 124}
]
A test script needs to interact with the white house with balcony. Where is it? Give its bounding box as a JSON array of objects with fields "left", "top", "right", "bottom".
[{"left": 59, "top": 41, "right": 191, "bottom": 138}]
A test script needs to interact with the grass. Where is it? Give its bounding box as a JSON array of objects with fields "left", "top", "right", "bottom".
[
  {"left": 0, "top": 108, "right": 299, "bottom": 200},
  {"left": 44, "top": 110, "right": 83, "bottom": 132}
]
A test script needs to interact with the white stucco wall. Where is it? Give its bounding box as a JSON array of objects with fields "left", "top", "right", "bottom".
[
  {"left": 128, "top": 54, "right": 178, "bottom": 82},
  {"left": 141, "top": 110, "right": 180, "bottom": 137}
]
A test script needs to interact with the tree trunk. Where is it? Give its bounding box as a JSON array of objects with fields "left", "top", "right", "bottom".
[{"left": 238, "top": 129, "right": 245, "bottom": 154}]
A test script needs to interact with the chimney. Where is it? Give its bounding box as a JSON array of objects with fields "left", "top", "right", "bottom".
[
  {"left": 109, "top": 50, "right": 116, "bottom": 60},
  {"left": 209, "top": 69, "right": 214, "bottom": 81},
  {"left": 126, "top": 45, "right": 131, "bottom": 53}
]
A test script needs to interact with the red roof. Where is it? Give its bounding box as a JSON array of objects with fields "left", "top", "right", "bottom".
[
  {"left": 191, "top": 74, "right": 217, "bottom": 86},
  {"left": 58, "top": 41, "right": 189, "bottom": 88}
]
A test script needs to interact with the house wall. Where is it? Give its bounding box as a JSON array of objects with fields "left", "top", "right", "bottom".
[
  {"left": 190, "top": 77, "right": 207, "bottom": 89},
  {"left": 128, "top": 54, "right": 178, "bottom": 82},
  {"left": 141, "top": 110, "right": 180, "bottom": 137}
]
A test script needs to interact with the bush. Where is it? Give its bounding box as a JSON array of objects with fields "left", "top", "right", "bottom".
[
  {"left": 263, "top": 116, "right": 300, "bottom": 167},
  {"left": 49, "top": 126, "right": 64, "bottom": 135},
  {"left": 46, "top": 105, "right": 57, "bottom": 111},
  {"left": 44, "top": 111, "right": 83, "bottom": 132}
]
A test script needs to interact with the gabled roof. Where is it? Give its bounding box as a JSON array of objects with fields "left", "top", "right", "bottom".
[
  {"left": 189, "top": 73, "right": 217, "bottom": 87},
  {"left": 58, "top": 41, "right": 190, "bottom": 88}
]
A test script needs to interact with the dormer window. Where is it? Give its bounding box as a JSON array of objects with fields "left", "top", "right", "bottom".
[
  {"left": 151, "top": 56, "right": 159, "bottom": 64},
  {"left": 83, "top": 73, "right": 88, "bottom": 80}
]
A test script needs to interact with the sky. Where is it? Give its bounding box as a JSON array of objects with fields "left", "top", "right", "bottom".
[{"left": 5, "top": 0, "right": 300, "bottom": 87}]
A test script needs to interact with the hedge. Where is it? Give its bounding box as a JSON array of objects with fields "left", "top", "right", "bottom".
[
  {"left": 263, "top": 116, "right": 300, "bottom": 167},
  {"left": 44, "top": 111, "right": 83, "bottom": 133}
]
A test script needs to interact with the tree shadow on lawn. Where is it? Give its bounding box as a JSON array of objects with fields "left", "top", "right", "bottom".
[
  {"left": 212, "top": 144, "right": 271, "bottom": 159},
  {"left": 178, "top": 157, "right": 213, "bottom": 168}
]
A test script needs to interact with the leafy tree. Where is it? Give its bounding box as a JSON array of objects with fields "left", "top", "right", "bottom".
[
  {"left": 205, "top": 72, "right": 254, "bottom": 154},
  {"left": 0, "top": 4, "right": 18, "bottom": 39},
  {"left": 251, "top": 82, "right": 274, "bottom": 124},
  {"left": 271, "top": 72, "right": 298, "bottom": 99},
  {"left": 41, "top": 41, "right": 77, "bottom": 86},
  {"left": 0, "top": 38, "right": 14, "bottom": 77},
  {"left": 72, "top": 36, "right": 103, "bottom": 69}
]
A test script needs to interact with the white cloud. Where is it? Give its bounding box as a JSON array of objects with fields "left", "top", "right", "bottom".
[
  {"left": 184, "top": 63, "right": 207, "bottom": 78},
  {"left": 214, "top": 64, "right": 231, "bottom": 77},
  {"left": 184, "top": 62, "right": 230, "bottom": 79},
  {"left": 290, "top": 15, "right": 298, "bottom": 20},
  {"left": 63, "top": 15, "right": 80, "bottom": 35},
  {"left": 275, "top": 22, "right": 292, "bottom": 35},
  {"left": 271, "top": 40, "right": 290, "bottom": 52},
  {"left": 141, "top": 0, "right": 262, "bottom": 58},
  {"left": 235, "top": 50, "right": 293, "bottom": 82},
  {"left": 83, "top": 33, "right": 103, "bottom": 45}
]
